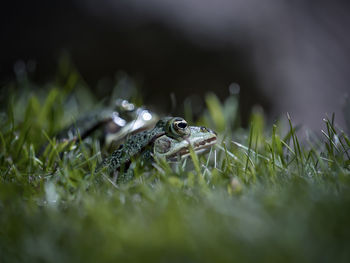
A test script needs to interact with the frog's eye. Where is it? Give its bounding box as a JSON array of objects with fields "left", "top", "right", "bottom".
[
  {"left": 167, "top": 117, "right": 191, "bottom": 137},
  {"left": 173, "top": 120, "right": 189, "bottom": 135}
]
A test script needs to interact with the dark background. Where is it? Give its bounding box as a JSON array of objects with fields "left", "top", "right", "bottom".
[{"left": 1, "top": 0, "right": 350, "bottom": 130}]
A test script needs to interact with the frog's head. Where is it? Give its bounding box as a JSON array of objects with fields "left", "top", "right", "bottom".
[{"left": 153, "top": 125, "right": 217, "bottom": 161}]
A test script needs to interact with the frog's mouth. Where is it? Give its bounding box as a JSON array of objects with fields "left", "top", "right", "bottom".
[{"left": 167, "top": 136, "right": 217, "bottom": 160}]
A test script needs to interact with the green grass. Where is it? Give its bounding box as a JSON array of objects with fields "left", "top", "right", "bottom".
[{"left": 1, "top": 73, "right": 350, "bottom": 263}]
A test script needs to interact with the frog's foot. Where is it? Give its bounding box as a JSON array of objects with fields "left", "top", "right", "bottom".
[{"left": 116, "top": 169, "right": 134, "bottom": 184}]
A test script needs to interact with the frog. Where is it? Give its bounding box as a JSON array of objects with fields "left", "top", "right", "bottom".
[
  {"left": 96, "top": 117, "right": 190, "bottom": 174},
  {"left": 96, "top": 117, "right": 217, "bottom": 183}
]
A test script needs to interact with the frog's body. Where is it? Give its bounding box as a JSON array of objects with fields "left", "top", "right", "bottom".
[
  {"left": 96, "top": 117, "right": 217, "bottom": 182},
  {"left": 96, "top": 117, "right": 186, "bottom": 173},
  {"left": 97, "top": 119, "right": 168, "bottom": 174}
]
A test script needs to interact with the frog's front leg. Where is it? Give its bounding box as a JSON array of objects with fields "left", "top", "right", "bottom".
[
  {"left": 115, "top": 168, "right": 134, "bottom": 184},
  {"left": 115, "top": 149, "right": 153, "bottom": 183}
]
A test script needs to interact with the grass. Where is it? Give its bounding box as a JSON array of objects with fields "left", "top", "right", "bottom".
[{"left": 1, "top": 71, "right": 350, "bottom": 263}]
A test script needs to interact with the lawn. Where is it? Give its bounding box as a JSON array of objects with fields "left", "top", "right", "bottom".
[{"left": 1, "top": 71, "right": 350, "bottom": 263}]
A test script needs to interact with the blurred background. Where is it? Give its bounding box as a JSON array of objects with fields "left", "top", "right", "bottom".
[{"left": 1, "top": 0, "right": 350, "bottom": 131}]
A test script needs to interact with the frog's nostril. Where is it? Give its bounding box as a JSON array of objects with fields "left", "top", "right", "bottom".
[{"left": 208, "top": 128, "right": 217, "bottom": 135}]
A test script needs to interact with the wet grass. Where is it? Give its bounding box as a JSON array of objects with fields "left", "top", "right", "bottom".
[{"left": 1, "top": 73, "right": 350, "bottom": 263}]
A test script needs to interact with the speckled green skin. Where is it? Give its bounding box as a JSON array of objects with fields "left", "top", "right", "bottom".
[{"left": 96, "top": 117, "right": 172, "bottom": 175}]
